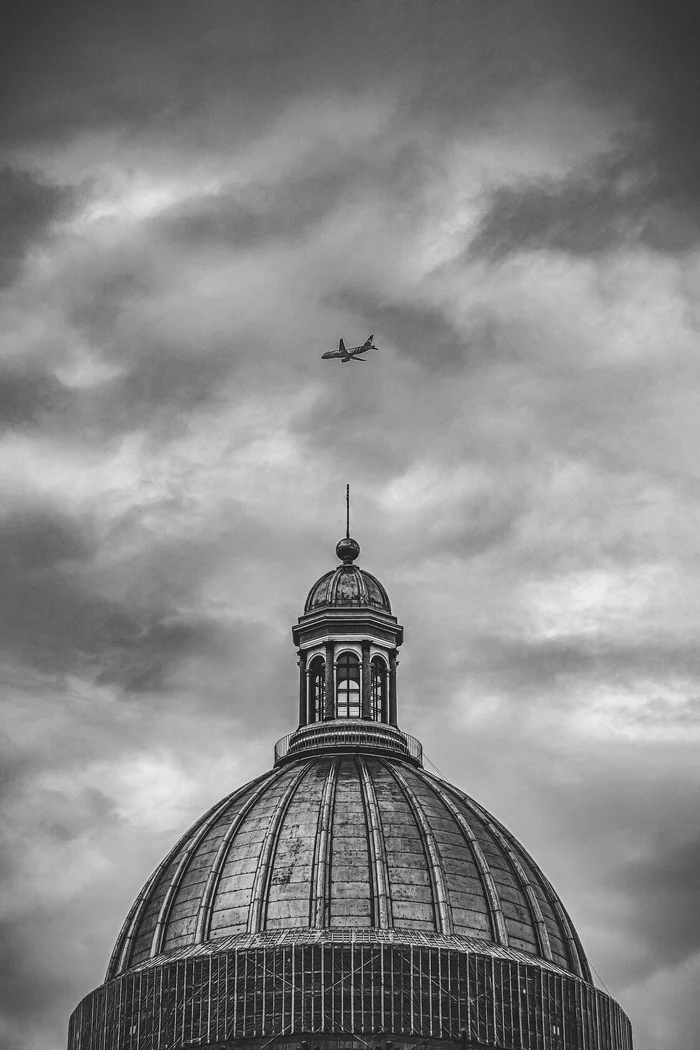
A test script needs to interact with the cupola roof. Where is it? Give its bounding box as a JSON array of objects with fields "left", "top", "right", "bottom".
[{"left": 304, "top": 535, "right": 392, "bottom": 613}]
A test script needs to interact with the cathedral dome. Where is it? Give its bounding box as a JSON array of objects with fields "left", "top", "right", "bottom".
[
  {"left": 108, "top": 737, "right": 589, "bottom": 981},
  {"left": 70, "top": 525, "right": 633, "bottom": 1050},
  {"left": 304, "top": 536, "right": 392, "bottom": 612}
]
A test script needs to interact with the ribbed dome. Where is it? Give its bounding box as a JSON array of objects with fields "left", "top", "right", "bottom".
[
  {"left": 305, "top": 565, "right": 391, "bottom": 612},
  {"left": 108, "top": 749, "right": 590, "bottom": 982}
]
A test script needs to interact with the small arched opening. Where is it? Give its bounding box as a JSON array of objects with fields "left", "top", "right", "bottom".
[
  {"left": 336, "top": 651, "right": 361, "bottom": 718},
  {"left": 308, "top": 655, "right": 325, "bottom": 722},
  {"left": 371, "top": 655, "right": 388, "bottom": 722}
]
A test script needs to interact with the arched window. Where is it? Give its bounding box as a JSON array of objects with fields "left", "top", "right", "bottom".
[
  {"left": 371, "top": 656, "right": 387, "bottom": 722},
  {"left": 308, "top": 656, "right": 325, "bottom": 722},
  {"left": 336, "top": 651, "right": 361, "bottom": 718}
]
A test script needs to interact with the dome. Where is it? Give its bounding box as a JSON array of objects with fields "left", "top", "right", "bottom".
[
  {"left": 108, "top": 739, "right": 590, "bottom": 981},
  {"left": 303, "top": 533, "right": 392, "bottom": 613},
  {"left": 305, "top": 565, "right": 392, "bottom": 612},
  {"left": 70, "top": 527, "right": 633, "bottom": 1050}
]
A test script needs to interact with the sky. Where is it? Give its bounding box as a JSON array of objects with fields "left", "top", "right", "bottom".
[{"left": 1, "top": 2, "right": 699, "bottom": 1047}]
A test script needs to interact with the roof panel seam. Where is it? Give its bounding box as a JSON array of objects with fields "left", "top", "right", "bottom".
[
  {"left": 357, "top": 757, "right": 393, "bottom": 929},
  {"left": 193, "top": 769, "right": 281, "bottom": 944},
  {"left": 415, "top": 770, "right": 508, "bottom": 948},
  {"left": 480, "top": 808, "right": 590, "bottom": 982},
  {"left": 383, "top": 762, "right": 453, "bottom": 936},
  {"left": 149, "top": 772, "right": 275, "bottom": 961},
  {"left": 246, "top": 762, "right": 312, "bottom": 934},
  {"left": 109, "top": 782, "right": 251, "bottom": 977},
  {"left": 309, "top": 758, "right": 339, "bottom": 928},
  {"left": 441, "top": 783, "right": 554, "bottom": 964}
]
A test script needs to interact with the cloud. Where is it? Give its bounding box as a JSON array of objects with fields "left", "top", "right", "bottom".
[
  {"left": 0, "top": 168, "right": 71, "bottom": 287},
  {"left": 0, "top": 504, "right": 229, "bottom": 690},
  {"left": 616, "top": 835, "right": 700, "bottom": 972},
  {"left": 470, "top": 1, "right": 700, "bottom": 259},
  {"left": 1, "top": 5, "right": 700, "bottom": 1050}
]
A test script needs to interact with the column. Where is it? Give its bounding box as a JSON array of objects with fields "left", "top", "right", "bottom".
[
  {"left": 297, "top": 649, "right": 307, "bottom": 726},
  {"left": 324, "top": 641, "right": 335, "bottom": 720},
  {"left": 389, "top": 649, "right": 398, "bottom": 726},
  {"left": 361, "top": 640, "right": 371, "bottom": 719}
]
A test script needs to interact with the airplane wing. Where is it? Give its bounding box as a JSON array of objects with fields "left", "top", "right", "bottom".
[{"left": 339, "top": 338, "right": 346, "bottom": 352}]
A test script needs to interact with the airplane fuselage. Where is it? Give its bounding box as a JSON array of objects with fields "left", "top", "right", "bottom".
[{"left": 322, "top": 336, "right": 378, "bottom": 362}]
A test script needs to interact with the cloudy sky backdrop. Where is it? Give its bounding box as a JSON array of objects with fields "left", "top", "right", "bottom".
[{"left": 2, "top": 2, "right": 699, "bottom": 1047}]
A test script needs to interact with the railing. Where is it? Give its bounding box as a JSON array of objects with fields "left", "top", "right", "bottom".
[
  {"left": 274, "top": 733, "right": 293, "bottom": 764},
  {"left": 274, "top": 720, "right": 423, "bottom": 766}
]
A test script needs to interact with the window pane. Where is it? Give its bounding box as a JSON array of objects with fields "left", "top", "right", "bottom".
[
  {"left": 336, "top": 652, "right": 360, "bottom": 718},
  {"left": 371, "top": 657, "right": 386, "bottom": 722},
  {"left": 309, "top": 657, "right": 325, "bottom": 722}
]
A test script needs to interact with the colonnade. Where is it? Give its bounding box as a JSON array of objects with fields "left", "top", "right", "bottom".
[{"left": 297, "top": 643, "right": 398, "bottom": 727}]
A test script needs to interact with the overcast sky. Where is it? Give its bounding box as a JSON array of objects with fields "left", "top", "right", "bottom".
[{"left": 1, "top": 3, "right": 699, "bottom": 1048}]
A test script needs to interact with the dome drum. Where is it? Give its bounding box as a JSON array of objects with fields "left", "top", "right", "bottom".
[
  {"left": 69, "top": 942, "right": 633, "bottom": 1050},
  {"left": 274, "top": 719, "right": 423, "bottom": 765}
]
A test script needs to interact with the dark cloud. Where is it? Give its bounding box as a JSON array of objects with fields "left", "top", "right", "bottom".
[
  {"left": 616, "top": 834, "right": 700, "bottom": 973},
  {"left": 465, "top": 633, "right": 700, "bottom": 705},
  {"left": 471, "top": 1, "right": 700, "bottom": 258},
  {"left": 94, "top": 616, "right": 225, "bottom": 693},
  {"left": 0, "top": 1, "right": 594, "bottom": 155},
  {"left": 0, "top": 168, "right": 71, "bottom": 287},
  {"left": 94, "top": 348, "right": 240, "bottom": 438},
  {"left": 157, "top": 171, "right": 347, "bottom": 249},
  {"left": 471, "top": 132, "right": 700, "bottom": 260},
  {"left": 0, "top": 369, "right": 71, "bottom": 428},
  {"left": 0, "top": 508, "right": 223, "bottom": 690}
]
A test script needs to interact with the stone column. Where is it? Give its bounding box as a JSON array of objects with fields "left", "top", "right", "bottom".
[
  {"left": 324, "top": 641, "right": 335, "bottom": 720},
  {"left": 389, "top": 649, "right": 398, "bottom": 726},
  {"left": 297, "top": 649, "right": 307, "bottom": 726},
  {"left": 361, "top": 640, "right": 371, "bottom": 719}
]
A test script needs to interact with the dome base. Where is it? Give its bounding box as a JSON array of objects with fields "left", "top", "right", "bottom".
[
  {"left": 274, "top": 719, "right": 423, "bottom": 765},
  {"left": 70, "top": 943, "right": 633, "bottom": 1050}
]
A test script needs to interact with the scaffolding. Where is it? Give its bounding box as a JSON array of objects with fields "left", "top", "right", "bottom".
[{"left": 69, "top": 945, "right": 632, "bottom": 1050}]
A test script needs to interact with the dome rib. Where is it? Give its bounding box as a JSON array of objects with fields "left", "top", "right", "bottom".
[
  {"left": 151, "top": 782, "right": 264, "bottom": 959},
  {"left": 385, "top": 762, "right": 453, "bottom": 936},
  {"left": 193, "top": 769, "right": 281, "bottom": 945},
  {"left": 107, "top": 782, "right": 254, "bottom": 978},
  {"left": 248, "top": 762, "right": 311, "bottom": 933},
  {"left": 452, "top": 785, "right": 554, "bottom": 963},
  {"left": 357, "top": 756, "right": 392, "bottom": 929},
  {"left": 416, "top": 771, "right": 508, "bottom": 947},
  {"left": 481, "top": 806, "right": 590, "bottom": 982},
  {"left": 310, "top": 758, "right": 338, "bottom": 929}
]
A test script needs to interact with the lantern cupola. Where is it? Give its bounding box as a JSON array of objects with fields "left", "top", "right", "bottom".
[{"left": 287, "top": 532, "right": 407, "bottom": 763}]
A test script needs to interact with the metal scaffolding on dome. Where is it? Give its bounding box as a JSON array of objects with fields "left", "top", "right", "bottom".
[{"left": 68, "top": 944, "right": 632, "bottom": 1050}]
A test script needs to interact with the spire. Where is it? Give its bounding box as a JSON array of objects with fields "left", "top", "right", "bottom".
[{"left": 336, "top": 483, "right": 360, "bottom": 563}]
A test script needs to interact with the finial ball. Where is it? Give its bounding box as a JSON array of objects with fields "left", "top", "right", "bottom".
[{"left": 336, "top": 536, "right": 360, "bottom": 564}]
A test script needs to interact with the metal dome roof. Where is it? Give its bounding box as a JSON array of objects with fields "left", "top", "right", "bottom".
[
  {"left": 108, "top": 749, "right": 591, "bottom": 982},
  {"left": 304, "top": 565, "right": 392, "bottom": 613},
  {"left": 303, "top": 534, "right": 393, "bottom": 613}
]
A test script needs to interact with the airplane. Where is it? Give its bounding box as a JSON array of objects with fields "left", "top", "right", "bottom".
[{"left": 321, "top": 335, "right": 378, "bottom": 363}]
